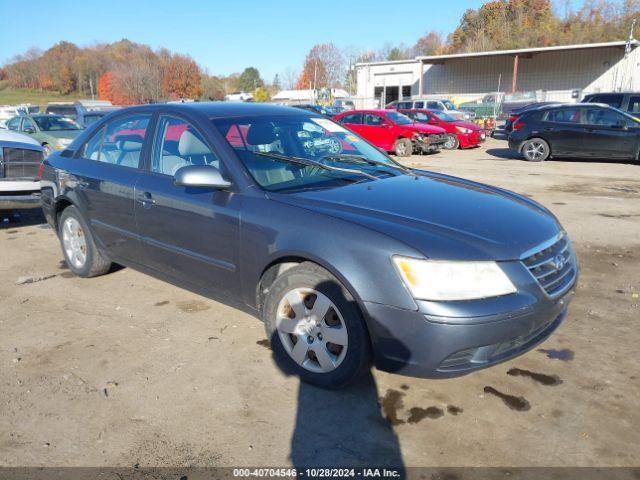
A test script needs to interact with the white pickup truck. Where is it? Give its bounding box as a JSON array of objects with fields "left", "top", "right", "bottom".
[{"left": 0, "top": 129, "right": 45, "bottom": 210}]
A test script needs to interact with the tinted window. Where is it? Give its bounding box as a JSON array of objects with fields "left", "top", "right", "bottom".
[
  {"left": 339, "top": 113, "right": 363, "bottom": 124},
  {"left": 583, "top": 108, "right": 627, "bottom": 126},
  {"left": 427, "top": 101, "right": 442, "bottom": 110},
  {"left": 152, "top": 116, "right": 219, "bottom": 176},
  {"left": 433, "top": 111, "right": 457, "bottom": 122},
  {"left": 46, "top": 105, "right": 78, "bottom": 118},
  {"left": 544, "top": 108, "right": 581, "bottom": 123},
  {"left": 83, "top": 114, "right": 151, "bottom": 168},
  {"left": 588, "top": 95, "right": 623, "bottom": 109},
  {"left": 628, "top": 96, "right": 640, "bottom": 114},
  {"left": 412, "top": 112, "right": 431, "bottom": 122},
  {"left": 364, "top": 114, "right": 385, "bottom": 126},
  {"left": 7, "top": 117, "right": 21, "bottom": 130},
  {"left": 396, "top": 102, "right": 412, "bottom": 109},
  {"left": 413, "top": 101, "right": 424, "bottom": 109}
]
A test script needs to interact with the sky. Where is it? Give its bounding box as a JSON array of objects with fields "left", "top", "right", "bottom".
[{"left": 0, "top": 0, "right": 587, "bottom": 82}]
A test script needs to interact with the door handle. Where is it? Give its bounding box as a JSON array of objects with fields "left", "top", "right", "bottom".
[{"left": 136, "top": 191, "right": 156, "bottom": 207}]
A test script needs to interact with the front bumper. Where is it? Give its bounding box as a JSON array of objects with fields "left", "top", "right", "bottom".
[
  {"left": 459, "top": 130, "right": 486, "bottom": 148},
  {"left": 363, "top": 289, "right": 574, "bottom": 379}
]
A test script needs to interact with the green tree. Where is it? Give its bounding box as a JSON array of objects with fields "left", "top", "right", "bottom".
[
  {"left": 236, "top": 67, "right": 263, "bottom": 92},
  {"left": 272, "top": 73, "right": 281, "bottom": 91}
]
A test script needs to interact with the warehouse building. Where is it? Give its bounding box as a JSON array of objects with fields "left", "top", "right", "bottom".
[{"left": 354, "top": 40, "right": 640, "bottom": 108}]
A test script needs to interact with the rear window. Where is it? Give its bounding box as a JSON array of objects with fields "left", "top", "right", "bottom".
[
  {"left": 544, "top": 108, "right": 581, "bottom": 124},
  {"left": 586, "top": 94, "right": 623, "bottom": 109},
  {"left": 46, "top": 105, "right": 78, "bottom": 118}
]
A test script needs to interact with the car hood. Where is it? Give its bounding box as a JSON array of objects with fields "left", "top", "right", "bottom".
[
  {"left": 270, "top": 173, "right": 561, "bottom": 261},
  {"left": 404, "top": 123, "right": 446, "bottom": 135},
  {"left": 43, "top": 130, "right": 82, "bottom": 140}
]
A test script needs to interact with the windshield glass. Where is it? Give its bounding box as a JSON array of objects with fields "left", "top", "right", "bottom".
[
  {"left": 433, "top": 111, "right": 457, "bottom": 122},
  {"left": 212, "top": 114, "right": 404, "bottom": 192},
  {"left": 442, "top": 100, "right": 456, "bottom": 110},
  {"left": 385, "top": 111, "right": 413, "bottom": 125},
  {"left": 34, "top": 116, "right": 81, "bottom": 131}
]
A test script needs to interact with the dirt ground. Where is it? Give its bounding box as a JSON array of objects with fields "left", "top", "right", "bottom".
[{"left": 1, "top": 137, "right": 639, "bottom": 470}]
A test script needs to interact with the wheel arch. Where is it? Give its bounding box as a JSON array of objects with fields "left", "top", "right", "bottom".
[{"left": 256, "top": 253, "right": 367, "bottom": 322}]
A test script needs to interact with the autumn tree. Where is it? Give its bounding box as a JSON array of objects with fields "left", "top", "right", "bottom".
[
  {"left": 297, "top": 43, "right": 345, "bottom": 90},
  {"left": 162, "top": 54, "right": 201, "bottom": 99},
  {"left": 413, "top": 31, "right": 445, "bottom": 56},
  {"left": 200, "top": 74, "right": 225, "bottom": 100}
]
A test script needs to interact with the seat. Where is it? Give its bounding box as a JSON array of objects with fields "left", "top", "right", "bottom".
[
  {"left": 178, "top": 130, "right": 218, "bottom": 168},
  {"left": 116, "top": 140, "right": 143, "bottom": 168}
]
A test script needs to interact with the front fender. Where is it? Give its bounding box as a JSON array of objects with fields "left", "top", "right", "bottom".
[{"left": 238, "top": 195, "right": 421, "bottom": 312}]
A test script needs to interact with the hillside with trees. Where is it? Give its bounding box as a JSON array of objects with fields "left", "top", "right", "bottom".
[{"left": 1, "top": 0, "right": 637, "bottom": 102}]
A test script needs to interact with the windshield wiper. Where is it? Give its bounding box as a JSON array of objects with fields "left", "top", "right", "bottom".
[
  {"left": 321, "top": 154, "right": 415, "bottom": 176},
  {"left": 254, "top": 151, "right": 379, "bottom": 181}
]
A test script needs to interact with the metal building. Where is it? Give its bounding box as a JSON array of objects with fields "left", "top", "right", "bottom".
[{"left": 354, "top": 40, "right": 640, "bottom": 108}]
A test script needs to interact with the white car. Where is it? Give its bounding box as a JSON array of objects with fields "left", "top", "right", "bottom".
[
  {"left": 0, "top": 130, "right": 44, "bottom": 210},
  {"left": 225, "top": 91, "right": 253, "bottom": 102}
]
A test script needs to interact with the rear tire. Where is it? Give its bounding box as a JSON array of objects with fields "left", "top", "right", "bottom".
[
  {"left": 58, "top": 205, "right": 111, "bottom": 278},
  {"left": 521, "top": 138, "right": 550, "bottom": 162},
  {"left": 394, "top": 138, "right": 413, "bottom": 157},
  {"left": 443, "top": 134, "right": 459, "bottom": 150},
  {"left": 262, "top": 262, "right": 371, "bottom": 389}
]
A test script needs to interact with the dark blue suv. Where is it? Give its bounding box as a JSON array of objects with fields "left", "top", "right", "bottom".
[{"left": 40, "top": 102, "right": 578, "bottom": 388}]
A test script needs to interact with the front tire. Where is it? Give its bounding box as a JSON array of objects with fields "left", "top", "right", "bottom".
[
  {"left": 394, "top": 138, "right": 413, "bottom": 157},
  {"left": 262, "top": 262, "right": 371, "bottom": 389},
  {"left": 522, "top": 138, "right": 550, "bottom": 162},
  {"left": 443, "top": 134, "right": 459, "bottom": 150},
  {"left": 58, "top": 205, "right": 111, "bottom": 278}
]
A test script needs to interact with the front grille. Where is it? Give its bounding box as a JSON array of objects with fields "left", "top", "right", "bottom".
[
  {"left": 428, "top": 133, "right": 446, "bottom": 144},
  {"left": 1, "top": 147, "right": 43, "bottom": 179},
  {"left": 522, "top": 234, "right": 576, "bottom": 297}
]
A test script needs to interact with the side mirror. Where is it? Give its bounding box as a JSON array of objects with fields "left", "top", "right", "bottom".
[
  {"left": 428, "top": 119, "right": 438, "bottom": 125},
  {"left": 23, "top": 127, "right": 36, "bottom": 134},
  {"left": 174, "top": 165, "right": 231, "bottom": 189}
]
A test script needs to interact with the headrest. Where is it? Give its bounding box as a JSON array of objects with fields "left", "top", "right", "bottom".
[
  {"left": 179, "top": 130, "right": 210, "bottom": 155},
  {"left": 119, "top": 139, "right": 143, "bottom": 151},
  {"left": 246, "top": 122, "right": 277, "bottom": 145}
]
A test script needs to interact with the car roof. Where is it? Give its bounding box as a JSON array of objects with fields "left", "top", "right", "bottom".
[
  {"left": 109, "top": 102, "right": 315, "bottom": 118},
  {"left": 342, "top": 109, "right": 393, "bottom": 114}
]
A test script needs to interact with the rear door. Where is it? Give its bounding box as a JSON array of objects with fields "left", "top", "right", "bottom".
[
  {"left": 581, "top": 107, "right": 636, "bottom": 158},
  {"left": 134, "top": 113, "right": 241, "bottom": 299},
  {"left": 539, "top": 107, "right": 586, "bottom": 155},
  {"left": 71, "top": 112, "right": 152, "bottom": 260}
]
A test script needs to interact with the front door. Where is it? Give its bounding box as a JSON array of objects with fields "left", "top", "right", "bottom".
[
  {"left": 71, "top": 113, "right": 151, "bottom": 261},
  {"left": 581, "top": 107, "right": 636, "bottom": 158},
  {"left": 134, "top": 114, "right": 241, "bottom": 299},
  {"left": 360, "top": 113, "right": 395, "bottom": 151}
]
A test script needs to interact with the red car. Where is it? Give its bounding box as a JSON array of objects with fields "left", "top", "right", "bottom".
[
  {"left": 400, "top": 109, "right": 486, "bottom": 150},
  {"left": 332, "top": 109, "right": 447, "bottom": 156}
]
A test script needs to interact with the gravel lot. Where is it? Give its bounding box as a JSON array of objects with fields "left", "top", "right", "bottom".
[{"left": 1, "top": 137, "right": 639, "bottom": 470}]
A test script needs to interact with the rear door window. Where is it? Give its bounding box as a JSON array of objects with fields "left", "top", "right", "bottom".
[
  {"left": 80, "top": 114, "right": 151, "bottom": 168},
  {"left": 364, "top": 114, "right": 385, "bottom": 126},
  {"left": 544, "top": 108, "right": 582, "bottom": 123},
  {"left": 338, "top": 113, "right": 363, "bottom": 124}
]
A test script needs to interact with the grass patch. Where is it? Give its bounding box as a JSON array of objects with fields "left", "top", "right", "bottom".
[{"left": 0, "top": 81, "right": 83, "bottom": 109}]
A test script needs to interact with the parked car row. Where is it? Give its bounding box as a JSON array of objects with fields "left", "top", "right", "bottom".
[{"left": 332, "top": 109, "right": 485, "bottom": 156}]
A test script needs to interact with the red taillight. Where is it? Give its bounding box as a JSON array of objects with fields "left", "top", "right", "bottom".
[
  {"left": 38, "top": 162, "right": 44, "bottom": 179},
  {"left": 508, "top": 115, "right": 519, "bottom": 123},
  {"left": 512, "top": 122, "right": 525, "bottom": 131}
]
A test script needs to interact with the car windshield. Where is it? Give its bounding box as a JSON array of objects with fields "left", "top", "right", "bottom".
[
  {"left": 433, "top": 111, "right": 457, "bottom": 122},
  {"left": 442, "top": 100, "right": 456, "bottom": 110},
  {"left": 212, "top": 114, "right": 406, "bottom": 192},
  {"left": 34, "top": 116, "right": 81, "bottom": 131},
  {"left": 385, "top": 111, "right": 413, "bottom": 125}
]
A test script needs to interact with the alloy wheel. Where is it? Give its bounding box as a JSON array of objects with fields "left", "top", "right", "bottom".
[
  {"left": 275, "top": 288, "right": 348, "bottom": 373},
  {"left": 524, "top": 141, "right": 547, "bottom": 161},
  {"left": 61, "top": 217, "right": 87, "bottom": 269}
]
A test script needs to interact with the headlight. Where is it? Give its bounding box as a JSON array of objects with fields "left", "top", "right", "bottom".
[
  {"left": 455, "top": 126, "right": 472, "bottom": 134},
  {"left": 393, "top": 256, "right": 517, "bottom": 301}
]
